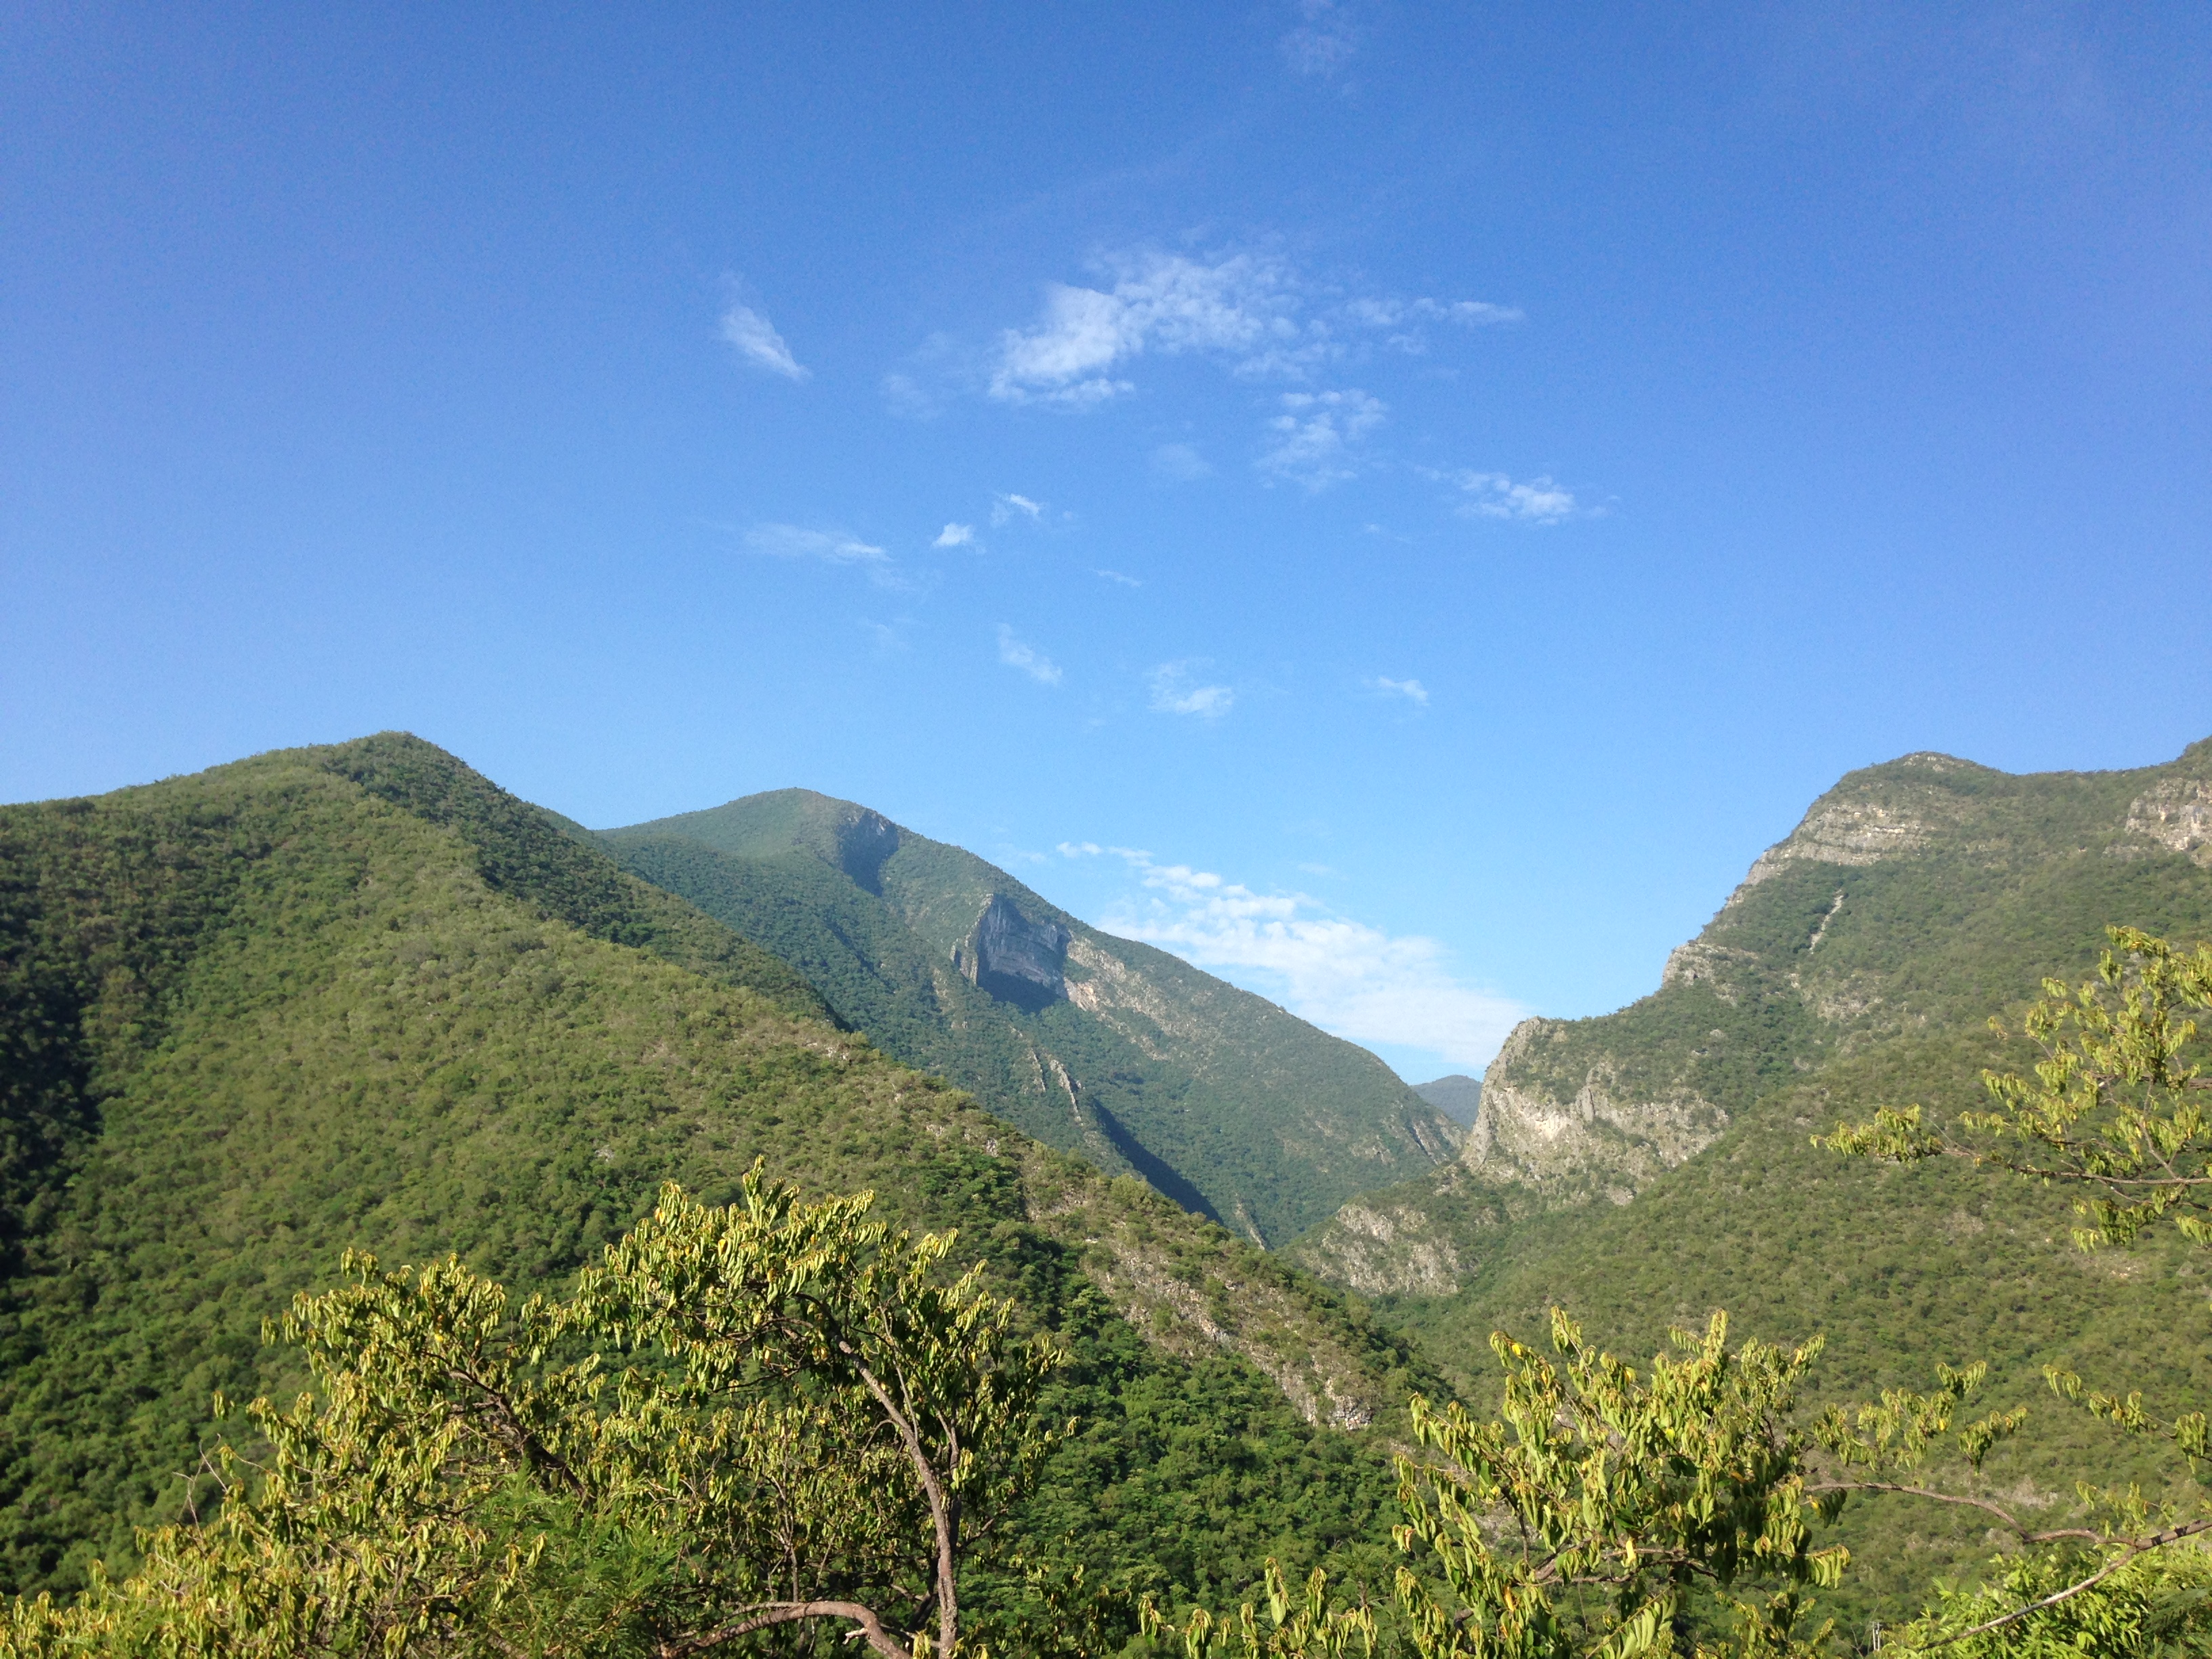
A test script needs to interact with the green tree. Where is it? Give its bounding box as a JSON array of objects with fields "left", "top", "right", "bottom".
[
  {"left": 0, "top": 1166, "right": 1059, "bottom": 1658},
  {"left": 1822, "top": 926, "right": 2212, "bottom": 1645},
  {"left": 1155, "top": 927, "right": 2212, "bottom": 1658},
  {"left": 1151, "top": 1313, "right": 1848, "bottom": 1659}
]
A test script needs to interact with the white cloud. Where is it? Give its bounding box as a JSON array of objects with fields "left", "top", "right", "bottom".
[
  {"left": 1372, "top": 676, "right": 1429, "bottom": 706},
  {"left": 990, "top": 492, "right": 1046, "bottom": 526},
  {"left": 880, "top": 371, "right": 933, "bottom": 417},
  {"left": 1149, "top": 661, "right": 1235, "bottom": 718},
  {"left": 1257, "top": 389, "right": 1386, "bottom": 489},
  {"left": 1149, "top": 442, "right": 1214, "bottom": 482},
  {"left": 719, "top": 302, "right": 810, "bottom": 381},
  {"left": 1280, "top": 0, "right": 1361, "bottom": 79},
  {"left": 1345, "top": 296, "right": 1525, "bottom": 355},
  {"left": 1443, "top": 300, "right": 1525, "bottom": 326},
  {"left": 1345, "top": 296, "right": 1524, "bottom": 331},
  {"left": 996, "top": 624, "right": 1063, "bottom": 685},
  {"left": 1060, "top": 844, "right": 1530, "bottom": 1071},
  {"left": 743, "top": 524, "right": 886, "bottom": 563},
  {"left": 1449, "top": 471, "right": 1582, "bottom": 523},
  {"left": 1095, "top": 568, "right": 1142, "bottom": 587},
  {"left": 933, "top": 523, "right": 975, "bottom": 548},
  {"left": 952, "top": 246, "right": 1527, "bottom": 419},
  {"left": 964, "top": 247, "right": 1525, "bottom": 430},
  {"left": 989, "top": 251, "right": 1303, "bottom": 405}
]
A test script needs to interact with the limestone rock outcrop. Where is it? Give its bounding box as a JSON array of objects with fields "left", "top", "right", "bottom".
[
  {"left": 2125, "top": 779, "right": 2212, "bottom": 866},
  {"left": 953, "top": 893, "right": 1072, "bottom": 1011},
  {"left": 1464, "top": 1019, "right": 1728, "bottom": 1201}
]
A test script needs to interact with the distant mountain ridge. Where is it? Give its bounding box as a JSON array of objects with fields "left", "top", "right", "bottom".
[
  {"left": 1410, "top": 1075, "right": 1481, "bottom": 1126},
  {"left": 600, "top": 789, "right": 1461, "bottom": 1246},
  {"left": 1293, "top": 737, "right": 2212, "bottom": 1292},
  {"left": 1285, "top": 736, "right": 2212, "bottom": 1625}
]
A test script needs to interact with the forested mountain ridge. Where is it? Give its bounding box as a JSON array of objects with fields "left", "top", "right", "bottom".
[
  {"left": 1292, "top": 737, "right": 2212, "bottom": 1295},
  {"left": 600, "top": 789, "right": 1460, "bottom": 1246},
  {"left": 1284, "top": 737, "right": 2212, "bottom": 1624},
  {"left": 0, "top": 736, "right": 1430, "bottom": 1603}
]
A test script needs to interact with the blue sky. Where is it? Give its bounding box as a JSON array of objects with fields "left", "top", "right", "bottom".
[{"left": 5, "top": 3, "right": 2209, "bottom": 1082}]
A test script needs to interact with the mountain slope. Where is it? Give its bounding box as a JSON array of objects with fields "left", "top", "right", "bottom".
[
  {"left": 1286, "top": 738, "right": 2212, "bottom": 1622},
  {"left": 601, "top": 790, "right": 1460, "bottom": 1245},
  {"left": 0, "top": 737, "right": 1429, "bottom": 1603},
  {"left": 1294, "top": 737, "right": 2212, "bottom": 1293}
]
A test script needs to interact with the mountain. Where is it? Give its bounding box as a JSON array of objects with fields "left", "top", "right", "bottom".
[
  {"left": 1295, "top": 739, "right": 2212, "bottom": 1292},
  {"left": 597, "top": 790, "right": 1460, "bottom": 1246},
  {"left": 1286, "top": 738, "right": 2212, "bottom": 1620},
  {"left": 0, "top": 735, "right": 1429, "bottom": 1604},
  {"left": 1410, "top": 1074, "right": 1481, "bottom": 1126}
]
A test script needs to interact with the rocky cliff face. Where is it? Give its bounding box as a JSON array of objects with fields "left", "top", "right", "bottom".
[
  {"left": 1464, "top": 1021, "right": 1731, "bottom": 1204},
  {"left": 827, "top": 803, "right": 901, "bottom": 890},
  {"left": 1457, "top": 753, "right": 2020, "bottom": 1205},
  {"left": 2126, "top": 777, "right": 2212, "bottom": 866},
  {"left": 954, "top": 893, "right": 1072, "bottom": 1011}
]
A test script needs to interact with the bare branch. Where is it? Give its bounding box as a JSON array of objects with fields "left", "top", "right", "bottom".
[
  {"left": 854, "top": 1361, "right": 958, "bottom": 1659},
  {"left": 656, "top": 1599, "right": 912, "bottom": 1659},
  {"left": 1805, "top": 1480, "right": 2106, "bottom": 1544}
]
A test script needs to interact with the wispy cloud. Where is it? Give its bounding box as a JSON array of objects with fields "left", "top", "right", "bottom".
[
  {"left": 960, "top": 247, "right": 1522, "bottom": 457},
  {"left": 1149, "top": 661, "right": 1235, "bottom": 718},
  {"left": 1345, "top": 295, "right": 1524, "bottom": 354},
  {"left": 989, "top": 251, "right": 1304, "bottom": 405},
  {"left": 1095, "top": 569, "right": 1143, "bottom": 587},
  {"left": 1280, "top": 0, "right": 1362, "bottom": 79},
  {"left": 996, "top": 624, "right": 1063, "bottom": 685},
  {"left": 743, "top": 524, "right": 886, "bottom": 563},
  {"left": 719, "top": 302, "right": 809, "bottom": 381},
  {"left": 1371, "top": 676, "right": 1429, "bottom": 706},
  {"left": 1447, "top": 471, "right": 1583, "bottom": 524},
  {"left": 1150, "top": 442, "right": 1214, "bottom": 482},
  {"left": 1258, "top": 389, "right": 1385, "bottom": 489},
  {"left": 933, "top": 523, "right": 975, "bottom": 548},
  {"left": 1345, "top": 297, "right": 1524, "bottom": 329},
  {"left": 990, "top": 492, "right": 1046, "bottom": 526},
  {"left": 1059, "top": 844, "right": 1530, "bottom": 1070}
]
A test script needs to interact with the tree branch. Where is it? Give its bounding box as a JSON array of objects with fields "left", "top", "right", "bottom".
[
  {"left": 655, "top": 1599, "right": 911, "bottom": 1659},
  {"left": 1806, "top": 1480, "right": 2102, "bottom": 1544},
  {"left": 1903, "top": 1518, "right": 2212, "bottom": 1652},
  {"left": 854, "top": 1360, "right": 958, "bottom": 1659}
]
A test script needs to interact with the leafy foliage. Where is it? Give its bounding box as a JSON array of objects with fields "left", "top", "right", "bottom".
[
  {"left": 1151, "top": 1314, "right": 1854, "bottom": 1659},
  {"left": 1824, "top": 926, "right": 2212, "bottom": 1258},
  {"left": 1817, "top": 928, "right": 2212, "bottom": 1639},
  {"left": 1387, "top": 1313, "right": 1841, "bottom": 1659},
  {"left": 1898, "top": 1542, "right": 2212, "bottom": 1657},
  {"left": 1143, "top": 1560, "right": 1378, "bottom": 1659},
  {"left": 0, "top": 1169, "right": 1057, "bottom": 1658}
]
